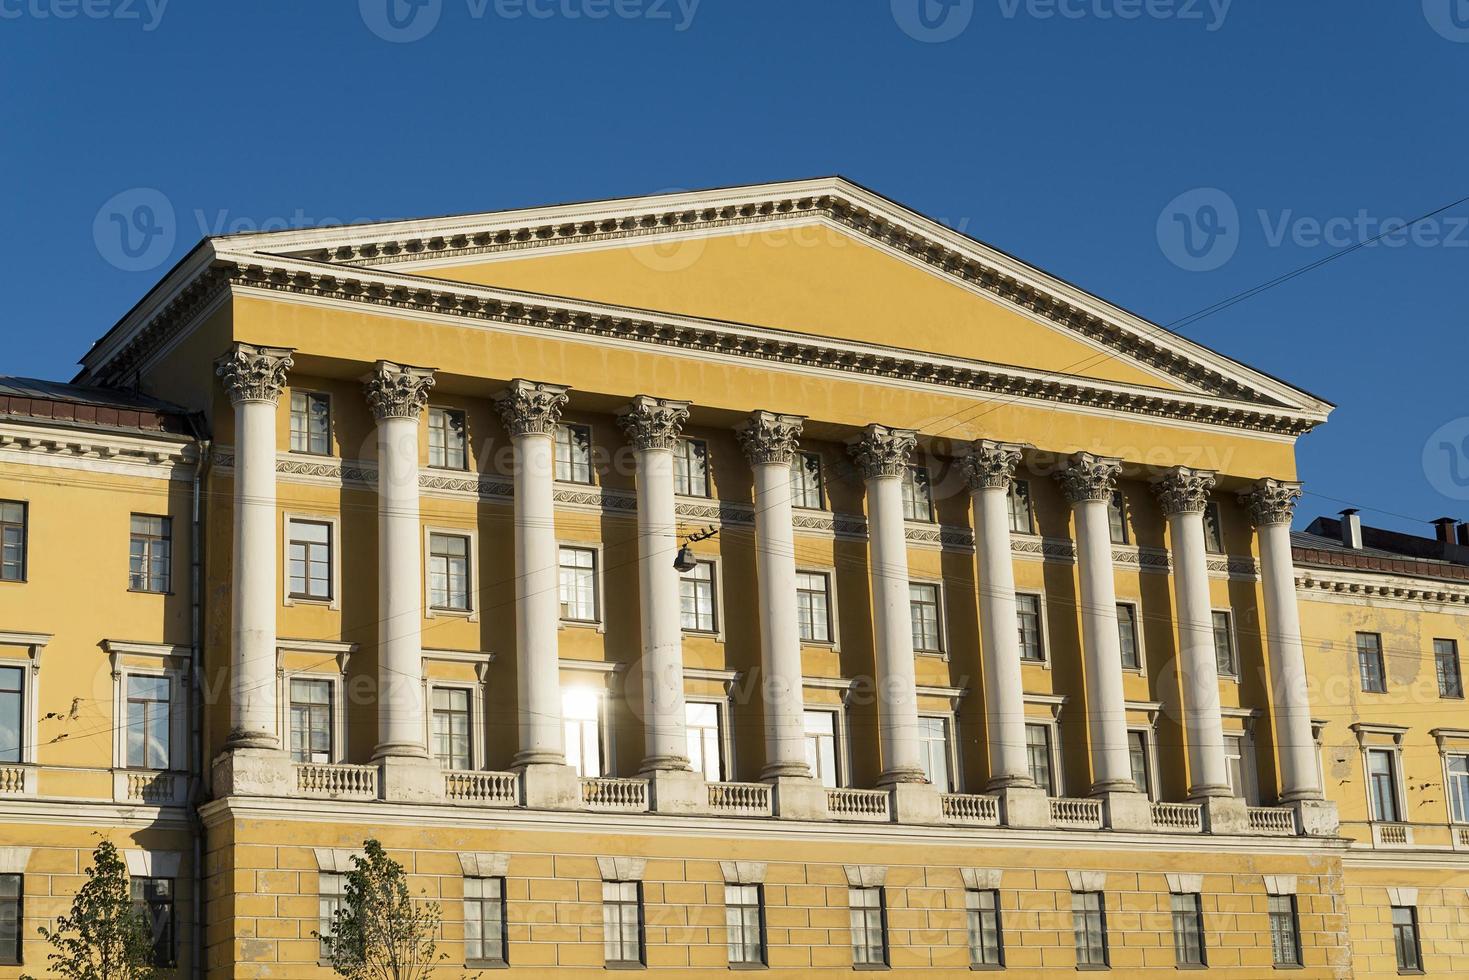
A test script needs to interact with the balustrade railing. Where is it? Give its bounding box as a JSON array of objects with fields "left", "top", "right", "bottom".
[
  {"left": 827, "top": 788, "right": 891, "bottom": 821},
  {"left": 941, "top": 793, "right": 1001, "bottom": 825},
  {"left": 581, "top": 776, "right": 649, "bottom": 812},
  {"left": 126, "top": 770, "right": 177, "bottom": 804},
  {"left": 296, "top": 763, "right": 379, "bottom": 801},
  {"left": 0, "top": 765, "right": 29, "bottom": 796},
  {"left": 1247, "top": 806, "right": 1297, "bottom": 837},
  {"left": 708, "top": 782, "right": 773, "bottom": 816},
  {"left": 444, "top": 770, "right": 518, "bottom": 806},
  {"left": 1150, "top": 801, "right": 1203, "bottom": 832},
  {"left": 1049, "top": 797, "right": 1104, "bottom": 829}
]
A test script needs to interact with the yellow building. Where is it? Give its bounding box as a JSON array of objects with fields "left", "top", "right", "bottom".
[{"left": 0, "top": 177, "right": 1465, "bottom": 977}]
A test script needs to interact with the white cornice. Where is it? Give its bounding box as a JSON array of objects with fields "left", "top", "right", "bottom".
[{"left": 1297, "top": 568, "right": 1469, "bottom": 609}]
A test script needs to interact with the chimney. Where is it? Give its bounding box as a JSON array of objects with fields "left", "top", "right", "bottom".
[
  {"left": 1432, "top": 517, "right": 1458, "bottom": 544},
  {"left": 1458, "top": 523, "right": 1469, "bottom": 548},
  {"left": 1339, "top": 509, "right": 1363, "bottom": 549}
]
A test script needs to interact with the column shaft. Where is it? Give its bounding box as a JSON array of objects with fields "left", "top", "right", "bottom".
[
  {"left": 972, "top": 483, "right": 1031, "bottom": 787},
  {"left": 1166, "top": 508, "right": 1232, "bottom": 797}
]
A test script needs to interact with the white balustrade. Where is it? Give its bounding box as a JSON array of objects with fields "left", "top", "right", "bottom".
[
  {"left": 826, "top": 788, "right": 891, "bottom": 822},
  {"left": 708, "top": 782, "right": 773, "bottom": 816},
  {"left": 444, "top": 770, "right": 519, "bottom": 806},
  {"left": 1049, "top": 797, "right": 1104, "bottom": 829},
  {"left": 0, "top": 766, "right": 29, "bottom": 796},
  {"left": 1150, "top": 802, "right": 1203, "bottom": 832},
  {"left": 941, "top": 793, "right": 1001, "bottom": 825},
  {"left": 1371, "top": 821, "right": 1413, "bottom": 847},
  {"left": 296, "top": 763, "right": 379, "bottom": 801},
  {"left": 581, "top": 777, "right": 649, "bottom": 812},
  {"left": 1454, "top": 826, "right": 1469, "bottom": 851},
  {"left": 1247, "top": 806, "right": 1298, "bottom": 837}
]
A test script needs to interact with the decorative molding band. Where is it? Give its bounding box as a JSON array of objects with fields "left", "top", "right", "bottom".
[
  {"left": 0, "top": 424, "right": 196, "bottom": 477},
  {"left": 1297, "top": 572, "right": 1469, "bottom": 608},
  {"left": 1208, "top": 556, "right": 1260, "bottom": 580}
]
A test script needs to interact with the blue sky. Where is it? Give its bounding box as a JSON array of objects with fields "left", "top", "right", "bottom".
[{"left": 2, "top": 1, "right": 1466, "bottom": 533}]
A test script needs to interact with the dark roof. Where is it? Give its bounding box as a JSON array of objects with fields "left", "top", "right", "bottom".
[
  {"left": 1294, "top": 517, "right": 1469, "bottom": 584},
  {"left": 0, "top": 377, "right": 193, "bottom": 435}
]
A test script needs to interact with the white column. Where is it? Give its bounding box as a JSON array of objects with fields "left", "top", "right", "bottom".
[
  {"left": 496, "top": 380, "right": 570, "bottom": 768},
  {"left": 366, "top": 361, "right": 436, "bottom": 760},
  {"left": 962, "top": 441, "right": 1033, "bottom": 789},
  {"left": 1243, "top": 479, "right": 1323, "bottom": 802},
  {"left": 215, "top": 344, "right": 294, "bottom": 750},
  {"left": 737, "top": 411, "right": 812, "bottom": 781},
  {"left": 1154, "top": 467, "right": 1231, "bottom": 799},
  {"left": 618, "top": 396, "right": 693, "bottom": 773},
  {"left": 1057, "top": 453, "right": 1137, "bottom": 794},
  {"left": 849, "top": 425, "right": 926, "bottom": 785}
]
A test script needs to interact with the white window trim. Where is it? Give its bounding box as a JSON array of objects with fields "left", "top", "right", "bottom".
[
  {"left": 426, "top": 405, "right": 469, "bottom": 471},
  {"left": 422, "top": 525, "right": 479, "bottom": 621},
  {"left": 1023, "top": 694, "right": 1067, "bottom": 797},
  {"left": 276, "top": 639, "right": 355, "bottom": 765},
  {"left": 679, "top": 552, "right": 726, "bottom": 643},
  {"left": 1008, "top": 478, "right": 1037, "bottom": 536},
  {"left": 1115, "top": 600, "right": 1145, "bottom": 676},
  {"left": 1014, "top": 588, "right": 1052, "bottom": 669},
  {"left": 104, "top": 641, "right": 190, "bottom": 804},
  {"left": 685, "top": 695, "right": 734, "bottom": 783},
  {"left": 1125, "top": 723, "right": 1159, "bottom": 800},
  {"left": 1212, "top": 607, "right": 1240, "bottom": 680},
  {"left": 1221, "top": 707, "right": 1261, "bottom": 804},
  {"left": 562, "top": 660, "right": 618, "bottom": 778},
  {"left": 801, "top": 678, "right": 855, "bottom": 789},
  {"left": 674, "top": 436, "right": 711, "bottom": 499},
  {"left": 0, "top": 632, "right": 47, "bottom": 774},
  {"left": 1432, "top": 729, "right": 1469, "bottom": 825},
  {"left": 282, "top": 511, "right": 342, "bottom": 610},
  {"left": 909, "top": 578, "right": 947, "bottom": 658},
  {"left": 422, "top": 649, "right": 493, "bottom": 772},
  {"left": 917, "top": 710, "right": 961, "bottom": 793},
  {"left": 1352, "top": 724, "right": 1409, "bottom": 825},
  {"left": 552, "top": 422, "right": 597, "bottom": 487},
  {"left": 795, "top": 566, "right": 841, "bottom": 652},
  {"left": 792, "top": 451, "right": 826, "bottom": 511},
  {"left": 288, "top": 388, "right": 333, "bottom": 456},
  {"left": 557, "top": 540, "right": 605, "bottom": 632}
]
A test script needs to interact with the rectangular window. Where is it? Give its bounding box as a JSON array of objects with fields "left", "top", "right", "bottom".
[
  {"left": 428, "top": 533, "right": 471, "bottom": 611},
  {"left": 319, "top": 872, "right": 345, "bottom": 960},
  {"left": 848, "top": 886, "right": 887, "bottom": 966},
  {"left": 0, "top": 874, "right": 16, "bottom": 965},
  {"left": 1202, "top": 501, "right": 1224, "bottom": 553},
  {"left": 910, "top": 582, "right": 943, "bottom": 653},
  {"left": 287, "top": 519, "right": 333, "bottom": 600},
  {"left": 288, "top": 678, "right": 333, "bottom": 764},
  {"left": 1107, "top": 491, "right": 1129, "bottom": 544},
  {"left": 558, "top": 547, "right": 598, "bottom": 623},
  {"left": 1128, "top": 730, "right": 1151, "bottom": 799},
  {"left": 432, "top": 687, "right": 472, "bottom": 771},
  {"left": 1016, "top": 593, "right": 1045, "bottom": 662},
  {"left": 804, "top": 710, "right": 840, "bottom": 788},
  {"left": 602, "top": 880, "right": 643, "bottom": 966},
  {"left": 792, "top": 452, "right": 824, "bottom": 509},
  {"left": 1072, "top": 891, "right": 1108, "bottom": 967},
  {"left": 128, "top": 515, "right": 171, "bottom": 593},
  {"left": 673, "top": 438, "right": 709, "bottom": 497},
  {"left": 1224, "top": 735, "right": 1247, "bottom": 801},
  {"left": 966, "top": 888, "right": 1003, "bottom": 967},
  {"left": 554, "top": 423, "right": 593, "bottom": 484},
  {"left": 1392, "top": 905, "right": 1422, "bottom": 973},
  {"left": 1025, "top": 724, "right": 1054, "bottom": 796},
  {"left": 131, "top": 876, "right": 175, "bottom": 967},
  {"left": 685, "top": 701, "right": 723, "bottom": 782},
  {"left": 1212, "top": 611, "right": 1237, "bottom": 676},
  {"left": 725, "top": 883, "right": 765, "bottom": 966},
  {"left": 1436, "top": 638, "right": 1464, "bottom": 698},
  {"left": 464, "top": 876, "right": 507, "bottom": 965},
  {"left": 918, "top": 716, "right": 952, "bottom": 792},
  {"left": 1368, "top": 748, "right": 1401, "bottom": 822},
  {"left": 289, "top": 391, "right": 330, "bottom": 455},
  {"left": 795, "top": 572, "right": 832, "bottom": 643},
  {"left": 1268, "top": 894, "right": 1301, "bottom": 967},
  {"left": 1358, "top": 632, "right": 1386, "bottom": 693},
  {"left": 679, "top": 560, "right": 717, "bottom": 633},
  {"left": 0, "top": 667, "right": 23, "bottom": 765},
  {"left": 1116, "top": 603, "right": 1140, "bottom": 669},
  {"left": 902, "top": 466, "right": 934, "bottom": 522},
  {"left": 563, "top": 688, "right": 602, "bottom": 778},
  {"left": 1171, "top": 892, "right": 1206, "bottom": 967},
  {"left": 1008, "top": 479, "right": 1034, "bottom": 534},
  {"left": 0, "top": 501, "right": 25, "bottom": 582},
  {"left": 427, "top": 407, "right": 467, "bottom": 470},
  {"left": 1447, "top": 754, "right": 1469, "bottom": 823},
  {"left": 125, "top": 675, "right": 171, "bottom": 770}
]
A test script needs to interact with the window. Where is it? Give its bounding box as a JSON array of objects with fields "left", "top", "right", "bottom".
[
  {"left": 679, "top": 560, "right": 717, "bottom": 633},
  {"left": 128, "top": 515, "right": 171, "bottom": 593},
  {"left": 1436, "top": 638, "right": 1464, "bottom": 698},
  {"left": 792, "top": 451, "right": 824, "bottom": 509},
  {"left": 131, "top": 876, "right": 175, "bottom": 967},
  {"left": 1128, "top": 730, "right": 1152, "bottom": 799},
  {"left": 1392, "top": 905, "right": 1422, "bottom": 973},
  {"left": 287, "top": 519, "right": 333, "bottom": 600},
  {"left": 428, "top": 407, "right": 467, "bottom": 470},
  {"left": 901, "top": 466, "right": 933, "bottom": 522},
  {"left": 804, "top": 710, "right": 840, "bottom": 788},
  {"left": 725, "top": 883, "right": 765, "bottom": 966},
  {"left": 563, "top": 688, "right": 602, "bottom": 778},
  {"left": 289, "top": 678, "right": 333, "bottom": 764},
  {"left": 1107, "top": 491, "right": 1129, "bottom": 544},
  {"left": 966, "top": 888, "right": 1003, "bottom": 967},
  {"left": 1171, "top": 892, "right": 1205, "bottom": 967},
  {"left": 1447, "top": 754, "right": 1469, "bottom": 823},
  {"left": 1016, "top": 593, "right": 1045, "bottom": 662},
  {"left": 558, "top": 547, "right": 598, "bottom": 623},
  {"left": 1025, "top": 724, "right": 1054, "bottom": 796},
  {"left": 554, "top": 423, "right": 593, "bottom": 484},
  {"left": 0, "top": 874, "right": 19, "bottom": 965},
  {"left": 685, "top": 701, "right": 723, "bottom": 782},
  {"left": 319, "top": 872, "right": 345, "bottom": 959},
  {"left": 673, "top": 438, "right": 709, "bottom": 497},
  {"left": 428, "top": 533, "right": 471, "bottom": 612},
  {"left": 1072, "top": 891, "right": 1108, "bottom": 967},
  {"left": 795, "top": 572, "right": 832, "bottom": 643},
  {"left": 1212, "top": 611, "right": 1237, "bottom": 676},
  {"left": 918, "top": 716, "right": 952, "bottom": 792},
  {"left": 1368, "top": 748, "right": 1401, "bottom": 822},
  {"left": 848, "top": 886, "right": 887, "bottom": 966},
  {"left": 289, "top": 390, "right": 330, "bottom": 455},
  {"left": 0, "top": 667, "right": 22, "bottom": 765},
  {"left": 1116, "top": 603, "right": 1140, "bottom": 669},
  {"left": 1224, "top": 735, "right": 1248, "bottom": 801},
  {"left": 0, "top": 501, "right": 25, "bottom": 582},
  {"left": 1008, "top": 479, "right": 1034, "bottom": 534},
  {"left": 602, "top": 880, "right": 643, "bottom": 966},
  {"left": 1202, "top": 501, "right": 1224, "bottom": 553},
  {"left": 464, "top": 876, "right": 507, "bottom": 965},
  {"left": 1358, "top": 632, "right": 1386, "bottom": 693},
  {"left": 432, "top": 687, "right": 472, "bottom": 771},
  {"left": 125, "top": 675, "right": 171, "bottom": 770},
  {"left": 910, "top": 583, "right": 943, "bottom": 653},
  {"left": 1268, "top": 894, "right": 1301, "bottom": 967}
]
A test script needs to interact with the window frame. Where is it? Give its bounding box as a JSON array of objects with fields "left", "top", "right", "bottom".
[
  {"left": 848, "top": 885, "right": 888, "bottom": 967},
  {"left": 556, "top": 542, "right": 604, "bottom": 629},
  {"left": 127, "top": 513, "right": 172, "bottom": 594},
  {"left": 130, "top": 875, "right": 176, "bottom": 968},
  {"left": 0, "top": 500, "right": 26, "bottom": 584},
  {"left": 1107, "top": 490, "right": 1130, "bottom": 545},
  {"left": 1435, "top": 638, "right": 1464, "bottom": 699},
  {"left": 1268, "top": 894, "right": 1302, "bottom": 967},
  {"left": 724, "top": 882, "right": 766, "bottom": 967},
  {"left": 283, "top": 512, "right": 341, "bottom": 610},
  {"left": 791, "top": 451, "right": 825, "bottom": 510},
  {"left": 1366, "top": 746, "right": 1405, "bottom": 824},
  {"left": 288, "top": 389, "right": 332, "bottom": 456},
  {"left": 276, "top": 642, "right": 352, "bottom": 768},
  {"left": 673, "top": 437, "right": 710, "bottom": 498},
  {"left": 1357, "top": 632, "right": 1387, "bottom": 694},
  {"left": 421, "top": 649, "right": 492, "bottom": 772},
  {"left": 0, "top": 872, "right": 19, "bottom": 966},
  {"left": 1115, "top": 601, "right": 1143, "bottom": 672},
  {"left": 1444, "top": 750, "right": 1469, "bottom": 825},
  {"left": 287, "top": 675, "right": 336, "bottom": 765},
  {"left": 0, "top": 637, "right": 43, "bottom": 771},
  {"left": 1221, "top": 730, "right": 1260, "bottom": 805},
  {"left": 423, "top": 526, "right": 478, "bottom": 619},
  {"left": 916, "top": 712, "right": 957, "bottom": 793},
  {"left": 1202, "top": 500, "right": 1225, "bottom": 554},
  {"left": 1014, "top": 590, "right": 1050, "bottom": 666},
  {"left": 678, "top": 555, "right": 723, "bottom": 639},
  {"left": 795, "top": 568, "right": 838, "bottom": 648},
  {"left": 908, "top": 579, "right": 946, "bottom": 656},
  {"left": 1212, "top": 609, "right": 1239, "bottom": 679},
  {"left": 684, "top": 698, "right": 729, "bottom": 784},
  {"left": 1007, "top": 478, "right": 1035, "bottom": 535},
  {"left": 318, "top": 870, "right": 346, "bottom": 961},
  {"left": 1127, "top": 726, "right": 1157, "bottom": 801},
  {"left": 601, "top": 879, "right": 645, "bottom": 967},
  {"left": 801, "top": 705, "right": 845, "bottom": 789},
  {"left": 554, "top": 422, "right": 595, "bottom": 485},
  {"left": 107, "top": 643, "right": 189, "bottom": 783},
  {"left": 429, "top": 684, "right": 475, "bottom": 772},
  {"left": 965, "top": 887, "right": 1004, "bottom": 968},
  {"left": 426, "top": 405, "right": 468, "bottom": 471},
  {"left": 1071, "top": 890, "right": 1109, "bottom": 968},
  {"left": 1170, "top": 891, "right": 1206, "bottom": 967},
  {"left": 1024, "top": 717, "right": 1061, "bottom": 797},
  {"left": 901, "top": 465, "right": 935, "bottom": 523},
  {"left": 463, "top": 874, "right": 508, "bottom": 967},
  {"left": 1391, "top": 904, "right": 1422, "bottom": 974},
  {"left": 563, "top": 683, "right": 608, "bottom": 779}
]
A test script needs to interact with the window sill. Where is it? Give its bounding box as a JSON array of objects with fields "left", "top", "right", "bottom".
[
  {"left": 559, "top": 618, "right": 604, "bottom": 631},
  {"left": 915, "top": 649, "right": 947, "bottom": 659},
  {"left": 728, "top": 963, "right": 768, "bottom": 971},
  {"left": 426, "top": 607, "right": 476, "bottom": 621},
  {"left": 286, "top": 595, "right": 335, "bottom": 606},
  {"left": 466, "top": 959, "right": 509, "bottom": 970},
  {"left": 853, "top": 965, "right": 890, "bottom": 972},
  {"left": 605, "top": 961, "right": 646, "bottom": 970},
  {"left": 1075, "top": 965, "right": 1111, "bottom": 972},
  {"left": 970, "top": 964, "right": 1005, "bottom": 971},
  {"left": 288, "top": 450, "right": 333, "bottom": 458},
  {"left": 800, "top": 640, "right": 838, "bottom": 651},
  {"left": 428, "top": 464, "right": 469, "bottom": 473},
  {"left": 127, "top": 588, "right": 173, "bottom": 596}
]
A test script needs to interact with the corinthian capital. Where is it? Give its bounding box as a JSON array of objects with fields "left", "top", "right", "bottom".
[
  {"left": 1056, "top": 452, "right": 1122, "bottom": 504},
  {"left": 618, "top": 395, "right": 691, "bottom": 451},
  {"left": 1240, "top": 478, "right": 1302, "bottom": 527},
  {"left": 215, "top": 343, "right": 294, "bottom": 405},
  {"left": 495, "top": 379, "right": 569, "bottom": 437},
  {"left": 364, "top": 361, "right": 436, "bottom": 421},
  {"left": 961, "top": 440, "right": 1026, "bottom": 492},
  {"left": 847, "top": 424, "right": 918, "bottom": 480},
  {"left": 1152, "top": 466, "right": 1217, "bottom": 516},
  {"left": 736, "top": 411, "right": 805, "bottom": 466}
]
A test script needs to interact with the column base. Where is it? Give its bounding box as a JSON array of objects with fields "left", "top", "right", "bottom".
[
  {"left": 648, "top": 768, "right": 707, "bottom": 815},
  {"left": 514, "top": 749, "right": 569, "bottom": 768},
  {"left": 1187, "top": 782, "right": 1234, "bottom": 799},
  {"left": 876, "top": 767, "right": 928, "bottom": 787},
  {"left": 985, "top": 773, "right": 1036, "bottom": 793},
  {"left": 769, "top": 776, "right": 829, "bottom": 821},
  {"left": 638, "top": 755, "right": 693, "bottom": 774},
  {"left": 1198, "top": 795, "right": 1249, "bottom": 835},
  {"left": 211, "top": 747, "right": 294, "bottom": 798},
  {"left": 1099, "top": 790, "right": 1153, "bottom": 832},
  {"left": 378, "top": 755, "right": 443, "bottom": 803},
  {"left": 760, "top": 761, "right": 814, "bottom": 782},
  {"left": 890, "top": 782, "right": 942, "bottom": 825},
  {"left": 1292, "top": 798, "right": 1339, "bottom": 838},
  {"left": 223, "top": 730, "right": 281, "bottom": 753},
  {"left": 517, "top": 762, "right": 584, "bottom": 811},
  {"left": 998, "top": 786, "right": 1051, "bottom": 829}
]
